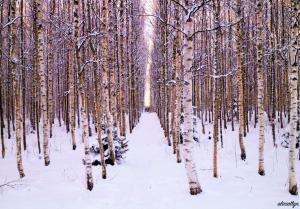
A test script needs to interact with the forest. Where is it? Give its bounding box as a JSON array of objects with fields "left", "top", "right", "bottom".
[{"left": 0, "top": 0, "right": 299, "bottom": 209}]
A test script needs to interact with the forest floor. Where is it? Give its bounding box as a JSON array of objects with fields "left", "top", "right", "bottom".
[{"left": 0, "top": 113, "right": 299, "bottom": 209}]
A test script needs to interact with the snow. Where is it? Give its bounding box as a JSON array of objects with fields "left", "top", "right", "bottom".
[{"left": 0, "top": 113, "right": 299, "bottom": 209}]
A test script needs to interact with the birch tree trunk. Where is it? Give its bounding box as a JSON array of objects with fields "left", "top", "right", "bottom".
[
  {"left": 11, "top": 0, "right": 25, "bottom": 178},
  {"left": 32, "top": 3, "right": 41, "bottom": 154},
  {"left": 182, "top": 2, "right": 202, "bottom": 195},
  {"left": 119, "top": 0, "right": 126, "bottom": 138},
  {"left": 20, "top": 0, "right": 26, "bottom": 150},
  {"left": 0, "top": 0, "right": 5, "bottom": 159},
  {"left": 236, "top": 0, "right": 246, "bottom": 160},
  {"left": 288, "top": 0, "right": 299, "bottom": 196},
  {"left": 48, "top": 0, "right": 55, "bottom": 139},
  {"left": 174, "top": 2, "right": 182, "bottom": 163},
  {"left": 257, "top": 0, "right": 265, "bottom": 176},
  {"left": 213, "top": 0, "right": 221, "bottom": 178},
  {"left": 87, "top": 0, "right": 107, "bottom": 179},
  {"left": 108, "top": 0, "right": 118, "bottom": 139},
  {"left": 101, "top": 0, "right": 115, "bottom": 165},
  {"left": 69, "top": 0, "right": 76, "bottom": 150},
  {"left": 36, "top": 0, "right": 50, "bottom": 166},
  {"left": 74, "top": 0, "right": 93, "bottom": 191}
]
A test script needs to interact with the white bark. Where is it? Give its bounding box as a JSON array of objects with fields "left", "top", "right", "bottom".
[
  {"left": 36, "top": 0, "right": 50, "bottom": 166},
  {"left": 74, "top": 0, "right": 93, "bottom": 190},
  {"left": 257, "top": 0, "right": 265, "bottom": 176},
  {"left": 182, "top": 14, "right": 201, "bottom": 195},
  {"left": 101, "top": 0, "right": 115, "bottom": 165},
  {"left": 288, "top": 0, "right": 299, "bottom": 196},
  {"left": 11, "top": 0, "right": 25, "bottom": 178}
]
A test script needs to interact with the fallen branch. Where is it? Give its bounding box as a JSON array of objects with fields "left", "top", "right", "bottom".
[{"left": 0, "top": 179, "right": 25, "bottom": 189}]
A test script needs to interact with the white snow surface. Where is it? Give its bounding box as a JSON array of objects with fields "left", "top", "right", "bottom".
[{"left": 0, "top": 113, "right": 299, "bottom": 209}]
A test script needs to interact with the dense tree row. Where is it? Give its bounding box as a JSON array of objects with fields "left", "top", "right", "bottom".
[
  {"left": 0, "top": 0, "right": 299, "bottom": 197},
  {"left": 0, "top": 0, "right": 146, "bottom": 190},
  {"left": 150, "top": 0, "right": 299, "bottom": 195}
]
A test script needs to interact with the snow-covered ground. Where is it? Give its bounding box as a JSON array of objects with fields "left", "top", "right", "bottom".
[{"left": 0, "top": 113, "right": 299, "bottom": 209}]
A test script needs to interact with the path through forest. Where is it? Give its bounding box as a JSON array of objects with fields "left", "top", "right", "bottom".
[
  {"left": 0, "top": 113, "right": 193, "bottom": 209},
  {"left": 106, "top": 112, "right": 189, "bottom": 209},
  {"left": 1, "top": 113, "right": 299, "bottom": 209}
]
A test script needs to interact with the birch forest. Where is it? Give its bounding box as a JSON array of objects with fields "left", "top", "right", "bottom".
[{"left": 0, "top": 0, "right": 299, "bottom": 208}]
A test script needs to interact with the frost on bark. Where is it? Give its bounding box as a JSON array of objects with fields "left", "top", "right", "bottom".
[
  {"left": 74, "top": 0, "right": 93, "bottom": 191},
  {"left": 182, "top": 2, "right": 202, "bottom": 195},
  {"left": 256, "top": 0, "right": 265, "bottom": 176},
  {"left": 288, "top": 0, "right": 299, "bottom": 196}
]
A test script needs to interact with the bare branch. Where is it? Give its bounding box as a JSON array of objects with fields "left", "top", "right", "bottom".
[
  {"left": 170, "top": 0, "right": 188, "bottom": 14},
  {"left": 1, "top": 16, "right": 20, "bottom": 29}
]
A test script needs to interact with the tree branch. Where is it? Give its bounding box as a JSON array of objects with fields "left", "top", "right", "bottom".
[
  {"left": 170, "top": 0, "right": 188, "bottom": 14},
  {"left": 191, "top": 17, "right": 243, "bottom": 37}
]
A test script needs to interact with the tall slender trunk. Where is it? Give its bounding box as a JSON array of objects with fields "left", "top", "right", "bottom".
[
  {"left": 36, "top": 0, "right": 50, "bottom": 166},
  {"left": 182, "top": 1, "right": 202, "bottom": 195},
  {"left": 213, "top": 0, "right": 221, "bottom": 178},
  {"left": 101, "top": 0, "right": 115, "bottom": 165},
  {"left": 48, "top": 0, "right": 55, "bottom": 139},
  {"left": 69, "top": 0, "right": 76, "bottom": 150},
  {"left": 6, "top": 2, "right": 11, "bottom": 140},
  {"left": 257, "top": 0, "right": 265, "bottom": 176},
  {"left": 288, "top": 0, "right": 299, "bottom": 196},
  {"left": 270, "top": 0, "right": 277, "bottom": 147},
  {"left": 174, "top": 2, "right": 182, "bottom": 163},
  {"left": 119, "top": 0, "right": 126, "bottom": 138},
  {"left": 20, "top": 0, "right": 26, "bottom": 150},
  {"left": 33, "top": 1, "right": 41, "bottom": 154},
  {"left": 108, "top": 0, "right": 118, "bottom": 139},
  {"left": 236, "top": 0, "right": 246, "bottom": 160},
  {"left": 0, "top": 0, "right": 5, "bottom": 159},
  {"left": 11, "top": 0, "right": 25, "bottom": 177},
  {"left": 74, "top": 0, "right": 94, "bottom": 191},
  {"left": 86, "top": 0, "right": 107, "bottom": 179}
]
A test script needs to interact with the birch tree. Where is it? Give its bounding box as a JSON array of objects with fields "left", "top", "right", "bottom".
[
  {"left": 69, "top": 0, "right": 76, "bottom": 150},
  {"left": 236, "top": 0, "right": 246, "bottom": 160},
  {"left": 35, "top": 0, "right": 50, "bottom": 166},
  {"left": 11, "top": 0, "right": 25, "bottom": 177},
  {"left": 74, "top": 0, "right": 93, "bottom": 191},
  {"left": 48, "top": 0, "right": 55, "bottom": 139},
  {"left": 0, "top": 0, "right": 5, "bottom": 159},
  {"left": 182, "top": 0, "right": 202, "bottom": 195},
  {"left": 174, "top": 1, "right": 182, "bottom": 164},
  {"left": 212, "top": 0, "right": 221, "bottom": 178},
  {"left": 101, "top": 0, "right": 115, "bottom": 165},
  {"left": 288, "top": 0, "right": 299, "bottom": 196},
  {"left": 257, "top": 0, "right": 265, "bottom": 176},
  {"left": 87, "top": 0, "right": 107, "bottom": 179}
]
